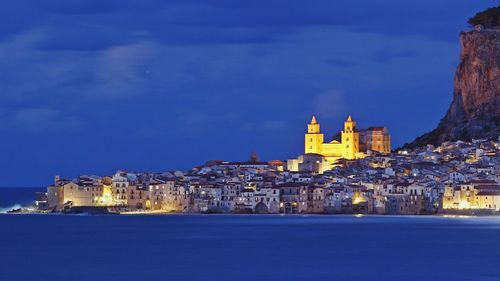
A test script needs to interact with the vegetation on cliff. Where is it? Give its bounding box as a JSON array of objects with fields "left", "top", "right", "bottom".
[{"left": 468, "top": 5, "right": 500, "bottom": 28}]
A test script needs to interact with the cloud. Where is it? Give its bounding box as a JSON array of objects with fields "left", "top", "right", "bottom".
[
  {"left": 371, "top": 49, "right": 420, "bottom": 63},
  {"left": 312, "top": 91, "right": 349, "bottom": 119},
  {"left": 0, "top": 2, "right": 46, "bottom": 42},
  {"left": 0, "top": 30, "right": 159, "bottom": 141},
  {"left": 35, "top": 24, "right": 140, "bottom": 51},
  {"left": 0, "top": 21, "right": 459, "bottom": 142},
  {"left": 1, "top": 0, "right": 492, "bottom": 50},
  {"left": 83, "top": 41, "right": 157, "bottom": 100},
  {"left": 325, "top": 58, "right": 358, "bottom": 68},
  {"left": 38, "top": 0, "right": 126, "bottom": 15},
  {"left": 0, "top": 28, "right": 77, "bottom": 105},
  {"left": 182, "top": 111, "right": 210, "bottom": 129},
  {"left": 0, "top": 30, "right": 156, "bottom": 107},
  {"left": 241, "top": 120, "right": 288, "bottom": 133},
  {"left": 0, "top": 28, "right": 45, "bottom": 55},
  {"left": 262, "top": 120, "right": 287, "bottom": 130},
  {"left": 0, "top": 108, "right": 82, "bottom": 133}
]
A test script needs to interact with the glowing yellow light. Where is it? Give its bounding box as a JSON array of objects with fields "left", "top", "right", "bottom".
[
  {"left": 458, "top": 201, "right": 471, "bottom": 209},
  {"left": 100, "top": 184, "right": 113, "bottom": 206},
  {"left": 443, "top": 215, "right": 473, "bottom": 219},
  {"left": 352, "top": 194, "right": 366, "bottom": 205}
]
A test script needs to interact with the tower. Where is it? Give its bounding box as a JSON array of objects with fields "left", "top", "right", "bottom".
[
  {"left": 341, "top": 115, "right": 360, "bottom": 159},
  {"left": 305, "top": 116, "right": 324, "bottom": 154},
  {"left": 249, "top": 151, "right": 260, "bottom": 163}
]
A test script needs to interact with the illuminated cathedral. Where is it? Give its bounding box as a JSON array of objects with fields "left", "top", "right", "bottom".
[
  {"left": 288, "top": 115, "right": 391, "bottom": 173},
  {"left": 306, "top": 115, "right": 391, "bottom": 160}
]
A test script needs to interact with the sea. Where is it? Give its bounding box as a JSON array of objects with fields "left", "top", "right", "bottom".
[
  {"left": 1, "top": 188, "right": 500, "bottom": 281},
  {"left": 0, "top": 187, "right": 43, "bottom": 213}
]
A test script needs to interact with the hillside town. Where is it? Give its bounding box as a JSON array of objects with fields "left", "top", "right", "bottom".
[{"left": 33, "top": 116, "right": 500, "bottom": 215}]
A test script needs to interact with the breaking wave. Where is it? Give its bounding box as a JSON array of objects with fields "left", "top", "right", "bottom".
[{"left": 0, "top": 204, "right": 23, "bottom": 214}]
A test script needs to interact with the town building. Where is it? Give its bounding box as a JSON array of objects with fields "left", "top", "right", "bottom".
[{"left": 42, "top": 137, "right": 497, "bottom": 216}]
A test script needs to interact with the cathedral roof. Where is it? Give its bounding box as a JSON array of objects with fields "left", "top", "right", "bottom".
[
  {"left": 367, "top": 127, "right": 386, "bottom": 131},
  {"left": 310, "top": 115, "right": 318, "bottom": 124}
]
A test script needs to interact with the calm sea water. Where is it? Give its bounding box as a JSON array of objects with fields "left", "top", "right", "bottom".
[{"left": 0, "top": 214, "right": 500, "bottom": 281}]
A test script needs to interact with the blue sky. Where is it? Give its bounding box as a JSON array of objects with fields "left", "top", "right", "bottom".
[{"left": 0, "top": 0, "right": 494, "bottom": 186}]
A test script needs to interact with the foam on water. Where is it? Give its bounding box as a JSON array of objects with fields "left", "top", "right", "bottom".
[{"left": 0, "top": 204, "right": 22, "bottom": 214}]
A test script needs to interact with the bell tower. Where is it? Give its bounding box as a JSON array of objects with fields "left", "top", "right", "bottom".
[
  {"left": 341, "top": 115, "right": 359, "bottom": 159},
  {"left": 305, "top": 116, "right": 324, "bottom": 154}
]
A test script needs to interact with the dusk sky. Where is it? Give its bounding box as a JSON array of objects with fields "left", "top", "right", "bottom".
[{"left": 0, "top": 0, "right": 494, "bottom": 186}]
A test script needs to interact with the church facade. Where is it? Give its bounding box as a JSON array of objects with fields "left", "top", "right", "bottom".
[
  {"left": 305, "top": 115, "right": 366, "bottom": 161},
  {"left": 288, "top": 115, "right": 391, "bottom": 173},
  {"left": 305, "top": 115, "right": 391, "bottom": 161}
]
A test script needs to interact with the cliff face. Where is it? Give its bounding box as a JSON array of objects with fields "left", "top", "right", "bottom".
[{"left": 405, "top": 29, "right": 500, "bottom": 148}]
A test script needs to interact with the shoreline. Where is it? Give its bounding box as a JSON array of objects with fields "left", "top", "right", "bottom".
[{"left": 3, "top": 208, "right": 499, "bottom": 218}]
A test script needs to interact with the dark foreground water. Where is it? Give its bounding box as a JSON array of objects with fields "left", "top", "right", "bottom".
[{"left": 1, "top": 214, "right": 500, "bottom": 281}]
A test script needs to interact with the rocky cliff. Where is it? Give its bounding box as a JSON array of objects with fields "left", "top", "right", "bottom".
[{"left": 404, "top": 28, "right": 500, "bottom": 149}]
